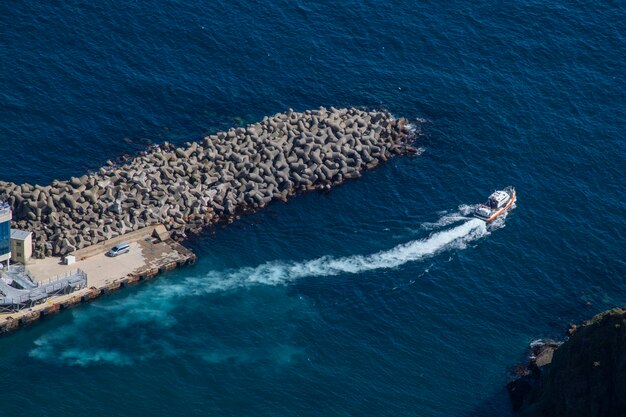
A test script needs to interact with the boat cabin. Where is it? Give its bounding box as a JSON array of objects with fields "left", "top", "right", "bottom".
[{"left": 488, "top": 191, "right": 509, "bottom": 209}]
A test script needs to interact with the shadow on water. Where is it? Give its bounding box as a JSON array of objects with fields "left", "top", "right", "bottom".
[{"left": 465, "top": 389, "right": 515, "bottom": 417}]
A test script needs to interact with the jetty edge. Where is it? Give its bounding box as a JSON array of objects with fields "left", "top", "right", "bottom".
[
  {"left": 0, "top": 224, "right": 196, "bottom": 334},
  {"left": 0, "top": 107, "right": 419, "bottom": 334}
]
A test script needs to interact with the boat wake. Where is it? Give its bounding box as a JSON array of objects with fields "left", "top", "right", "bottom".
[
  {"left": 420, "top": 204, "right": 477, "bottom": 230},
  {"left": 90, "top": 216, "right": 491, "bottom": 305},
  {"left": 194, "top": 218, "right": 488, "bottom": 291},
  {"left": 30, "top": 212, "right": 496, "bottom": 366}
]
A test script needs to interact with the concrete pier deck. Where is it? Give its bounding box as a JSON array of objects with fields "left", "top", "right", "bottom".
[{"left": 0, "top": 225, "right": 195, "bottom": 334}]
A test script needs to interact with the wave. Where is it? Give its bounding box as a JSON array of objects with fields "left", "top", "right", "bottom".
[{"left": 420, "top": 204, "right": 477, "bottom": 230}]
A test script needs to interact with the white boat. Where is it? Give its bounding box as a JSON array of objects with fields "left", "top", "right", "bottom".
[{"left": 473, "top": 187, "right": 516, "bottom": 222}]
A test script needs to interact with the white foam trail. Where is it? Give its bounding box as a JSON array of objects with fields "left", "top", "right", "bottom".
[
  {"left": 173, "top": 218, "right": 488, "bottom": 295},
  {"left": 29, "top": 218, "right": 490, "bottom": 366},
  {"left": 420, "top": 204, "right": 478, "bottom": 230},
  {"left": 47, "top": 217, "right": 490, "bottom": 320},
  {"left": 420, "top": 213, "right": 467, "bottom": 230},
  {"left": 82, "top": 218, "right": 489, "bottom": 322}
]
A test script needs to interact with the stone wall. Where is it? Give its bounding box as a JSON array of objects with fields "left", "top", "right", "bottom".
[{"left": 0, "top": 107, "right": 417, "bottom": 258}]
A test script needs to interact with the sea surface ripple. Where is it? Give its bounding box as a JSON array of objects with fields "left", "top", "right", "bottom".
[{"left": 0, "top": 1, "right": 624, "bottom": 416}]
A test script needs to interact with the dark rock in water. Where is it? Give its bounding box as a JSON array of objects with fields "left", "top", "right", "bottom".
[
  {"left": 508, "top": 307, "right": 626, "bottom": 417},
  {"left": 507, "top": 378, "right": 533, "bottom": 412},
  {"left": 566, "top": 323, "right": 577, "bottom": 336},
  {"left": 529, "top": 339, "right": 561, "bottom": 368},
  {"left": 506, "top": 339, "right": 561, "bottom": 411}
]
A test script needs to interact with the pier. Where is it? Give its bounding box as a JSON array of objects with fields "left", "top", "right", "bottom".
[
  {"left": 0, "top": 107, "right": 418, "bottom": 335},
  {"left": 0, "top": 225, "right": 195, "bottom": 334}
]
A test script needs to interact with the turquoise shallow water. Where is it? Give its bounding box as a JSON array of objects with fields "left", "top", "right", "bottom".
[{"left": 0, "top": 1, "right": 625, "bottom": 416}]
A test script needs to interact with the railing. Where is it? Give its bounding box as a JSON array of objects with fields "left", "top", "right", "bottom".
[
  {"left": 0, "top": 269, "right": 88, "bottom": 312},
  {"left": 38, "top": 269, "right": 87, "bottom": 285}
]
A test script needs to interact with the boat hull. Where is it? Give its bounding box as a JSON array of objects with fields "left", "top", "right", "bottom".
[{"left": 473, "top": 188, "right": 516, "bottom": 222}]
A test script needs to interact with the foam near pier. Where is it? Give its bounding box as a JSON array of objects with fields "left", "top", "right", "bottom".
[
  {"left": 27, "top": 216, "right": 492, "bottom": 366},
  {"left": 139, "top": 216, "right": 490, "bottom": 300}
]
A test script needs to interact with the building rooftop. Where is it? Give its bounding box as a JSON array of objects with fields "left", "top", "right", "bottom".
[{"left": 10, "top": 229, "right": 31, "bottom": 241}]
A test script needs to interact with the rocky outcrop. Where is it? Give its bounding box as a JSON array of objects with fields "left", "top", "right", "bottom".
[
  {"left": 507, "top": 340, "right": 562, "bottom": 412},
  {"left": 508, "top": 307, "right": 626, "bottom": 417},
  {"left": 0, "top": 107, "right": 418, "bottom": 258}
]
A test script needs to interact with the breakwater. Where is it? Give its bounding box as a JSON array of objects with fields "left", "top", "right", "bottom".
[{"left": 0, "top": 107, "right": 416, "bottom": 258}]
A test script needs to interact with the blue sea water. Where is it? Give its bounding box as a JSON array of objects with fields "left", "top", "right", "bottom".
[{"left": 0, "top": 0, "right": 625, "bottom": 415}]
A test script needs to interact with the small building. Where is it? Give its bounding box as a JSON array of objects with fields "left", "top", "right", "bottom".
[
  {"left": 0, "top": 203, "right": 12, "bottom": 266},
  {"left": 64, "top": 254, "right": 76, "bottom": 265},
  {"left": 10, "top": 229, "right": 32, "bottom": 265}
]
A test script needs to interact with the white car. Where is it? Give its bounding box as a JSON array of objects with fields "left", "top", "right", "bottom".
[{"left": 106, "top": 243, "right": 130, "bottom": 257}]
